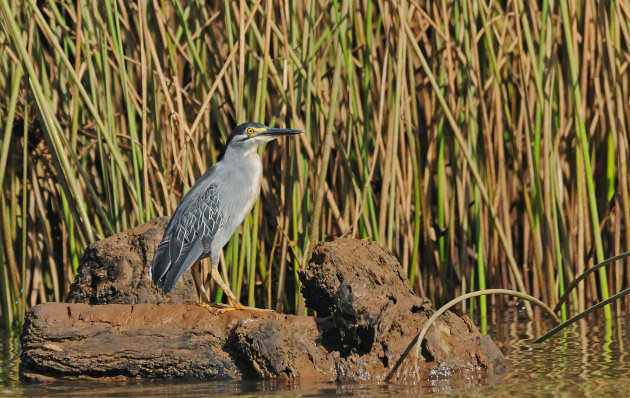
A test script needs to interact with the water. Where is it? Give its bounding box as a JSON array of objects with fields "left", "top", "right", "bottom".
[
  {"left": 1, "top": 310, "right": 629, "bottom": 397},
  {"left": 438, "top": 310, "right": 630, "bottom": 397}
]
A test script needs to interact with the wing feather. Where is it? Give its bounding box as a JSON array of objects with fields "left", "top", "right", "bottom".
[
  {"left": 149, "top": 235, "right": 171, "bottom": 282},
  {"left": 162, "top": 240, "right": 205, "bottom": 292},
  {"left": 150, "top": 183, "right": 223, "bottom": 292}
]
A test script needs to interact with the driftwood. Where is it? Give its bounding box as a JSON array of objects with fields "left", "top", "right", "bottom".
[{"left": 20, "top": 221, "right": 504, "bottom": 383}]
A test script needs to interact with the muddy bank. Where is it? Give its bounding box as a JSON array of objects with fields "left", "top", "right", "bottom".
[{"left": 20, "top": 221, "right": 504, "bottom": 383}]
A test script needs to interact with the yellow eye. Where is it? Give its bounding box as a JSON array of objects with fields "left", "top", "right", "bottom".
[{"left": 247, "top": 128, "right": 254, "bottom": 135}]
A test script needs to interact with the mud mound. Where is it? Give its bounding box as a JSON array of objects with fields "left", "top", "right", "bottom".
[
  {"left": 65, "top": 217, "right": 196, "bottom": 304},
  {"left": 301, "top": 238, "right": 502, "bottom": 382}
]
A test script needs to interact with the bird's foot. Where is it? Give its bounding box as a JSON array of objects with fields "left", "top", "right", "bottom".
[
  {"left": 218, "top": 302, "right": 275, "bottom": 314},
  {"left": 188, "top": 301, "right": 231, "bottom": 315},
  {"left": 188, "top": 300, "right": 274, "bottom": 314}
]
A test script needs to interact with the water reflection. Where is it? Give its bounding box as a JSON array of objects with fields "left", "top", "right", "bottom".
[
  {"left": 0, "top": 310, "right": 628, "bottom": 396},
  {"left": 446, "top": 310, "right": 630, "bottom": 397}
]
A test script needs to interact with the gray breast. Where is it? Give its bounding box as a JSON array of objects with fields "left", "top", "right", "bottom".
[{"left": 206, "top": 155, "right": 262, "bottom": 263}]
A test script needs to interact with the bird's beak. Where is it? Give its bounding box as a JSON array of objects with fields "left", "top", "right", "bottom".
[{"left": 260, "top": 127, "right": 304, "bottom": 137}]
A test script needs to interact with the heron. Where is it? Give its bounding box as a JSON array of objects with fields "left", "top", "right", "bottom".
[{"left": 150, "top": 122, "right": 303, "bottom": 312}]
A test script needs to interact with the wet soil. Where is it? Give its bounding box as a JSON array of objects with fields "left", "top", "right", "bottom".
[{"left": 20, "top": 220, "right": 504, "bottom": 384}]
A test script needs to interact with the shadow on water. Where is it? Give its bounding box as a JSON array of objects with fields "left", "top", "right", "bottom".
[{"left": 1, "top": 309, "right": 629, "bottom": 397}]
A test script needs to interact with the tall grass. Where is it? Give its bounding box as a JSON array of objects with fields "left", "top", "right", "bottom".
[{"left": 0, "top": 0, "right": 628, "bottom": 330}]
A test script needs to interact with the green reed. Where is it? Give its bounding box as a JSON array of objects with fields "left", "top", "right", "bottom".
[{"left": 0, "top": 0, "right": 628, "bottom": 332}]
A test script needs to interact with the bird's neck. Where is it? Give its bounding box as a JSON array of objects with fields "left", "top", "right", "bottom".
[{"left": 224, "top": 144, "right": 260, "bottom": 161}]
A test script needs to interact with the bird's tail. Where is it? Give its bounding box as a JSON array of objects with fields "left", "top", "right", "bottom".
[{"left": 150, "top": 235, "right": 173, "bottom": 292}]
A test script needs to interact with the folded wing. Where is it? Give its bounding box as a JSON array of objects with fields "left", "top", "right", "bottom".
[{"left": 150, "top": 183, "right": 223, "bottom": 293}]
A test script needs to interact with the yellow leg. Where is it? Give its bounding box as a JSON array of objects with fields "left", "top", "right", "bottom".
[
  {"left": 209, "top": 266, "right": 273, "bottom": 313},
  {"left": 210, "top": 266, "right": 243, "bottom": 309}
]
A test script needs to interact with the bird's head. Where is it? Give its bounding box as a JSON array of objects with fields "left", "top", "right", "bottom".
[{"left": 225, "top": 122, "right": 303, "bottom": 155}]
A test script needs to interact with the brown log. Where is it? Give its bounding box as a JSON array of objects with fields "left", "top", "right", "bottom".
[
  {"left": 20, "top": 303, "right": 328, "bottom": 382},
  {"left": 20, "top": 222, "right": 505, "bottom": 383}
]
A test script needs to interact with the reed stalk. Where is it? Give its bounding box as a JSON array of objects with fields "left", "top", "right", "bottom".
[{"left": 0, "top": 0, "right": 627, "bottom": 333}]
